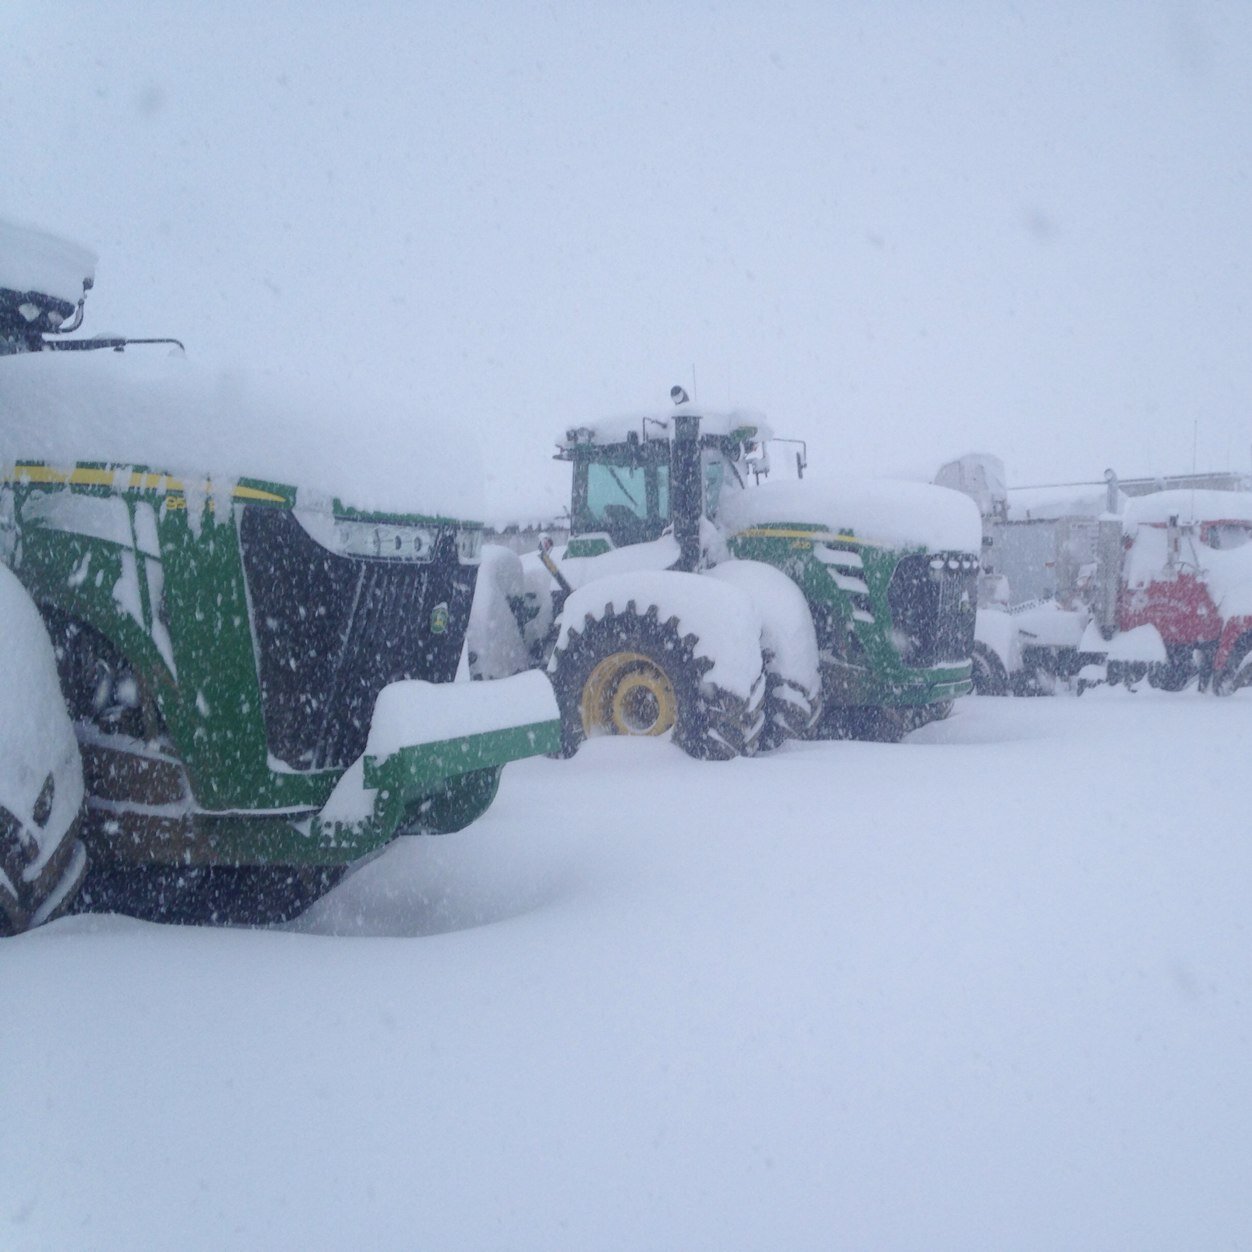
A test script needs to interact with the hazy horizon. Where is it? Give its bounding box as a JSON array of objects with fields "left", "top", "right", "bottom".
[{"left": 4, "top": 2, "right": 1250, "bottom": 517}]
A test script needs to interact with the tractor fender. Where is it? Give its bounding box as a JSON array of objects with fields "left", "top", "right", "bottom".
[
  {"left": 465, "top": 544, "right": 532, "bottom": 680},
  {"left": 974, "top": 607, "right": 1019, "bottom": 674},
  {"left": 706, "top": 558, "right": 822, "bottom": 737}
]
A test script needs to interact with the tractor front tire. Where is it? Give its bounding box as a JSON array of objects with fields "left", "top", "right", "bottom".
[
  {"left": 550, "top": 603, "right": 764, "bottom": 760},
  {"left": 1214, "top": 640, "right": 1252, "bottom": 697},
  {"left": 0, "top": 808, "right": 87, "bottom": 936},
  {"left": 970, "top": 641, "right": 1010, "bottom": 696},
  {"left": 758, "top": 671, "right": 823, "bottom": 752}
]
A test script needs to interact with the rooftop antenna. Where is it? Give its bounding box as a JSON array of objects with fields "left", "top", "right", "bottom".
[
  {"left": 691, "top": 364, "right": 697, "bottom": 402},
  {"left": 1192, "top": 419, "right": 1198, "bottom": 519}
]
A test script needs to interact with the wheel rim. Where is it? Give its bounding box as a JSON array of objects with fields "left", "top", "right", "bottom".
[{"left": 580, "top": 652, "right": 677, "bottom": 737}]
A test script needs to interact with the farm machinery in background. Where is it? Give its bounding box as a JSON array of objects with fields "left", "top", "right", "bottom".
[
  {"left": 0, "top": 217, "right": 560, "bottom": 934},
  {"left": 471, "top": 388, "right": 982, "bottom": 757},
  {"left": 937, "top": 453, "right": 1252, "bottom": 697}
]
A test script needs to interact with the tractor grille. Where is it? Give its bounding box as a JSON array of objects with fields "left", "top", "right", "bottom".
[
  {"left": 240, "top": 506, "right": 476, "bottom": 770},
  {"left": 887, "top": 552, "right": 978, "bottom": 667}
]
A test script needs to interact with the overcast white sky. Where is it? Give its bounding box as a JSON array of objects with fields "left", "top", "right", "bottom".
[{"left": 4, "top": 2, "right": 1250, "bottom": 517}]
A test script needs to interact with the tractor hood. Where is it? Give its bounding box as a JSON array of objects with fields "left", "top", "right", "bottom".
[
  {"left": 718, "top": 475, "right": 982, "bottom": 554},
  {"left": 0, "top": 349, "right": 484, "bottom": 522}
]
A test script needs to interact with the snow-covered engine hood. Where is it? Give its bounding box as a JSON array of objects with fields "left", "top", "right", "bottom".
[
  {"left": 0, "top": 350, "right": 485, "bottom": 522},
  {"left": 719, "top": 475, "right": 982, "bottom": 553}
]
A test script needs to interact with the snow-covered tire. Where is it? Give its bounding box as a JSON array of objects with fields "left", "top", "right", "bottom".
[
  {"left": 970, "top": 640, "right": 1010, "bottom": 696},
  {"left": 707, "top": 560, "right": 822, "bottom": 752},
  {"left": 758, "top": 669, "right": 823, "bottom": 752},
  {"left": 1147, "top": 652, "right": 1192, "bottom": 691},
  {"left": 1214, "top": 639, "right": 1252, "bottom": 697},
  {"left": 0, "top": 808, "right": 87, "bottom": 936},
  {"left": 549, "top": 600, "right": 766, "bottom": 760}
]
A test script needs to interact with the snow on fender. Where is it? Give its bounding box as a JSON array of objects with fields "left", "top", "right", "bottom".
[
  {"left": 707, "top": 559, "right": 822, "bottom": 746},
  {"left": 465, "top": 544, "right": 532, "bottom": 680}
]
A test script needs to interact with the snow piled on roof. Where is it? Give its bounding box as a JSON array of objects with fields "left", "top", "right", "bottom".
[
  {"left": 558, "top": 403, "right": 771, "bottom": 447},
  {"left": 1124, "top": 489, "right": 1252, "bottom": 528},
  {"left": 0, "top": 216, "right": 96, "bottom": 303},
  {"left": 1006, "top": 483, "right": 1124, "bottom": 522},
  {"left": 0, "top": 350, "right": 484, "bottom": 520},
  {"left": 935, "top": 452, "right": 1007, "bottom": 516},
  {"left": 719, "top": 473, "right": 982, "bottom": 552}
]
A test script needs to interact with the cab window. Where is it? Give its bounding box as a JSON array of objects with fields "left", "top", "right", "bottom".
[{"left": 580, "top": 462, "right": 670, "bottom": 545}]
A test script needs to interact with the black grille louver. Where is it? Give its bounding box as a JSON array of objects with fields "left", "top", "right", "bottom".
[
  {"left": 240, "top": 507, "right": 475, "bottom": 770},
  {"left": 887, "top": 553, "right": 978, "bottom": 666}
]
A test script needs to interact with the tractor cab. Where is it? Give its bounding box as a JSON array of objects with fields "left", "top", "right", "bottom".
[
  {"left": 1, "top": 218, "right": 182, "bottom": 358},
  {"left": 556, "top": 409, "right": 773, "bottom": 556}
]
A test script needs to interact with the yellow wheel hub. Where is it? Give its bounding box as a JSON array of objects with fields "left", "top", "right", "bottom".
[{"left": 580, "top": 651, "right": 677, "bottom": 738}]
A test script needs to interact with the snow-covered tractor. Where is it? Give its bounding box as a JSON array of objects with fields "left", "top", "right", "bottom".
[
  {"left": 471, "top": 390, "right": 982, "bottom": 757},
  {"left": 0, "top": 218, "right": 559, "bottom": 932},
  {"left": 1086, "top": 490, "right": 1252, "bottom": 694},
  {"left": 943, "top": 452, "right": 1252, "bottom": 697}
]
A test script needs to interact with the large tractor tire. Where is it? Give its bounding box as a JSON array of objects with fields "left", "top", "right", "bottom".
[
  {"left": 1147, "top": 649, "right": 1193, "bottom": 692},
  {"left": 758, "top": 669, "right": 824, "bottom": 752},
  {"left": 970, "top": 640, "right": 1010, "bottom": 696},
  {"left": 0, "top": 808, "right": 87, "bottom": 937},
  {"left": 1214, "top": 639, "right": 1252, "bottom": 697},
  {"left": 550, "top": 601, "right": 766, "bottom": 761}
]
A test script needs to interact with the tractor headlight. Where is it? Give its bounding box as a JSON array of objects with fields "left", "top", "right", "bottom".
[
  {"left": 298, "top": 512, "right": 438, "bottom": 561},
  {"left": 339, "top": 520, "right": 436, "bottom": 560}
]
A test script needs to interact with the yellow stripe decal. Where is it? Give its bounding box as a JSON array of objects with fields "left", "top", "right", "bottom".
[
  {"left": 5, "top": 464, "right": 285, "bottom": 504},
  {"left": 736, "top": 526, "right": 861, "bottom": 545}
]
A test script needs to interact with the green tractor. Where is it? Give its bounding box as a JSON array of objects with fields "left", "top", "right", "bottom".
[
  {"left": 475, "top": 388, "right": 980, "bottom": 756},
  {"left": 0, "top": 219, "right": 559, "bottom": 929}
]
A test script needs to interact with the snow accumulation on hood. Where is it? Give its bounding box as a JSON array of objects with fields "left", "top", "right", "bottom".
[
  {"left": 558, "top": 403, "right": 771, "bottom": 447},
  {"left": 0, "top": 216, "right": 96, "bottom": 305},
  {"left": 0, "top": 565, "right": 83, "bottom": 834},
  {"left": 719, "top": 474, "right": 982, "bottom": 553},
  {"left": 0, "top": 350, "right": 484, "bottom": 520}
]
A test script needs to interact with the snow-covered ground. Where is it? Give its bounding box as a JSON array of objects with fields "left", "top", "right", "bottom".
[{"left": 4, "top": 692, "right": 1251, "bottom": 1251}]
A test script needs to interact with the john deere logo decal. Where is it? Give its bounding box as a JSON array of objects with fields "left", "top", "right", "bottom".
[{"left": 430, "top": 601, "right": 449, "bottom": 634}]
